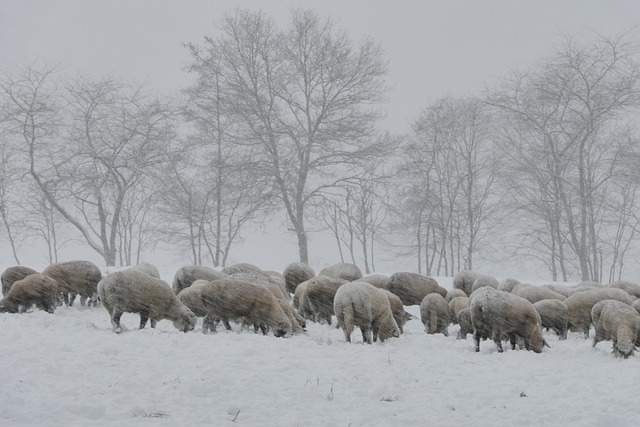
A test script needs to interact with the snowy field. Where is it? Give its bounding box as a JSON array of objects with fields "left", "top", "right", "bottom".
[{"left": 1, "top": 265, "right": 639, "bottom": 427}]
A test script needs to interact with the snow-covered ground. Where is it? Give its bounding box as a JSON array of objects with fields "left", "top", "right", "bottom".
[{"left": 1, "top": 265, "right": 639, "bottom": 427}]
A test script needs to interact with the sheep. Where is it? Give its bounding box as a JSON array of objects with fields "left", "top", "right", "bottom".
[
  {"left": 42, "top": 260, "right": 102, "bottom": 307},
  {"left": 470, "top": 287, "right": 548, "bottom": 353},
  {"left": 456, "top": 307, "right": 474, "bottom": 339},
  {"left": 632, "top": 299, "right": 640, "bottom": 315},
  {"left": 171, "top": 265, "right": 228, "bottom": 295},
  {"left": 564, "top": 288, "right": 635, "bottom": 338},
  {"left": 448, "top": 296, "right": 470, "bottom": 325},
  {"left": 200, "top": 278, "right": 292, "bottom": 337},
  {"left": 591, "top": 300, "right": 640, "bottom": 358},
  {"left": 453, "top": 270, "right": 478, "bottom": 296},
  {"left": 0, "top": 273, "right": 58, "bottom": 314},
  {"left": 383, "top": 289, "right": 413, "bottom": 334},
  {"left": 128, "top": 262, "right": 161, "bottom": 279},
  {"left": 420, "top": 293, "right": 450, "bottom": 336},
  {"left": 2, "top": 266, "right": 39, "bottom": 296},
  {"left": 511, "top": 283, "right": 566, "bottom": 304},
  {"left": 542, "top": 284, "right": 575, "bottom": 298},
  {"left": 609, "top": 281, "right": 640, "bottom": 299},
  {"left": 318, "top": 263, "right": 363, "bottom": 282},
  {"left": 176, "top": 279, "right": 210, "bottom": 317},
  {"left": 283, "top": 262, "right": 315, "bottom": 295},
  {"left": 471, "top": 274, "right": 499, "bottom": 294},
  {"left": 222, "top": 262, "right": 266, "bottom": 278},
  {"left": 264, "top": 270, "right": 288, "bottom": 297},
  {"left": 98, "top": 270, "right": 197, "bottom": 333},
  {"left": 445, "top": 288, "right": 467, "bottom": 303},
  {"left": 296, "top": 282, "right": 314, "bottom": 321},
  {"left": 497, "top": 278, "right": 521, "bottom": 293},
  {"left": 305, "top": 276, "right": 348, "bottom": 324},
  {"left": 360, "top": 274, "right": 391, "bottom": 289},
  {"left": 333, "top": 281, "right": 400, "bottom": 344},
  {"left": 387, "top": 272, "right": 446, "bottom": 306},
  {"left": 532, "top": 299, "right": 568, "bottom": 340}
]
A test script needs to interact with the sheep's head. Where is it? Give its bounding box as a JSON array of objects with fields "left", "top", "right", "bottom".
[
  {"left": 174, "top": 309, "right": 197, "bottom": 332},
  {"left": 614, "top": 338, "right": 635, "bottom": 358},
  {"left": 273, "top": 319, "right": 292, "bottom": 338}
]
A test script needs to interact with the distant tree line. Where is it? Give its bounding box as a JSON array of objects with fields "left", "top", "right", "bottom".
[{"left": 1, "top": 9, "right": 639, "bottom": 282}]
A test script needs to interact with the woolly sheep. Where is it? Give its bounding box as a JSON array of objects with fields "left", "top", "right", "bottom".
[
  {"left": 333, "top": 281, "right": 400, "bottom": 344},
  {"left": 497, "top": 278, "right": 521, "bottom": 293},
  {"left": 453, "top": 270, "right": 479, "bottom": 296},
  {"left": 42, "top": 260, "right": 102, "bottom": 307},
  {"left": 511, "top": 283, "right": 566, "bottom": 304},
  {"left": 445, "top": 289, "right": 467, "bottom": 303},
  {"left": 176, "top": 279, "right": 210, "bottom": 317},
  {"left": 221, "top": 262, "right": 265, "bottom": 277},
  {"left": 360, "top": 274, "right": 391, "bottom": 289},
  {"left": 1, "top": 266, "right": 39, "bottom": 296},
  {"left": 98, "top": 270, "right": 197, "bottom": 333},
  {"left": 128, "top": 262, "right": 161, "bottom": 279},
  {"left": 283, "top": 262, "right": 315, "bottom": 295},
  {"left": 171, "top": 265, "right": 228, "bottom": 295},
  {"left": 387, "top": 272, "right": 446, "bottom": 306},
  {"left": 305, "top": 276, "right": 348, "bottom": 325},
  {"left": 383, "top": 289, "right": 413, "bottom": 334},
  {"left": 318, "top": 263, "right": 363, "bottom": 282},
  {"left": 633, "top": 299, "right": 640, "bottom": 315},
  {"left": 200, "top": 278, "right": 292, "bottom": 337},
  {"left": 532, "top": 299, "right": 568, "bottom": 340},
  {"left": 420, "top": 293, "right": 450, "bottom": 336},
  {"left": 565, "top": 288, "right": 635, "bottom": 338},
  {"left": 456, "top": 307, "right": 473, "bottom": 340},
  {"left": 609, "top": 281, "right": 640, "bottom": 299},
  {"left": 294, "top": 281, "right": 315, "bottom": 321},
  {"left": 0, "top": 273, "right": 58, "bottom": 314},
  {"left": 448, "top": 296, "right": 470, "bottom": 325},
  {"left": 471, "top": 274, "right": 500, "bottom": 294},
  {"left": 470, "top": 287, "right": 548, "bottom": 353},
  {"left": 591, "top": 300, "right": 640, "bottom": 358}
]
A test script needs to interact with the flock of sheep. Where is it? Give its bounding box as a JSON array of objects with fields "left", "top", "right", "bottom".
[{"left": 1, "top": 260, "right": 640, "bottom": 358}]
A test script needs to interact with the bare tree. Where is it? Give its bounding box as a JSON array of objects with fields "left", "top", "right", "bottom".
[{"left": 185, "top": 8, "right": 389, "bottom": 264}]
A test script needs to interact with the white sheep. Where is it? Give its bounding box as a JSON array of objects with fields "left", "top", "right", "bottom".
[
  {"left": 470, "top": 274, "right": 499, "bottom": 294},
  {"left": 387, "top": 272, "right": 447, "bottom": 306},
  {"left": 456, "top": 307, "right": 473, "bottom": 340},
  {"left": 305, "top": 276, "right": 348, "bottom": 325},
  {"left": 497, "top": 278, "right": 521, "bottom": 293},
  {"left": 1, "top": 266, "right": 39, "bottom": 296},
  {"left": 470, "top": 287, "right": 548, "bottom": 353},
  {"left": 0, "top": 273, "right": 58, "bottom": 314},
  {"left": 42, "top": 260, "right": 102, "bottom": 307},
  {"left": 319, "top": 262, "right": 363, "bottom": 282},
  {"left": 360, "top": 274, "right": 391, "bottom": 289},
  {"left": 128, "top": 262, "right": 161, "bottom": 279},
  {"left": 283, "top": 262, "right": 315, "bottom": 295},
  {"left": 591, "top": 299, "right": 640, "bottom": 358},
  {"left": 453, "top": 270, "right": 478, "bottom": 296},
  {"left": 448, "top": 296, "right": 470, "bottom": 325},
  {"left": 176, "top": 279, "right": 210, "bottom": 317},
  {"left": 511, "top": 283, "right": 566, "bottom": 304},
  {"left": 171, "top": 265, "right": 228, "bottom": 295},
  {"left": 333, "top": 281, "right": 400, "bottom": 344},
  {"left": 445, "top": 288, "right": 467, "bottom": 303},
  {"left": 564, "top": 288, "right": 635, "bottom": 338},
  {"left": 532, "top": 299, "right": 568, "bottom": 340},
  {"left": 98, "top": 270, "right": 197, "bottom": 333},
  {"left": 383, "top": 289, "right": 413, "bottom": 334},
  {"left": 609, "top": 281, "right": 640, "bottom": 299},
  {"left": 420, "top": 293, "right": 450, "bottom": 336}
]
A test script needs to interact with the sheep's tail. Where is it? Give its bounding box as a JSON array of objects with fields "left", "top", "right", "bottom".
[{"left": 429, "top": 305, "right": 437, "bottom": 334}]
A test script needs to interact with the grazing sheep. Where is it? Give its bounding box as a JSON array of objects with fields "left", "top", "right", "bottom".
[
  {"left": 533, "top": 299, "right": 568, "bottom": 340},
  {"left": 360, "top": 274, "right": 391, "bottom": 289},
  {"left": 333, "top": 281, "right": 400, "bottom": 344},
  {"left": 420, "top": 293, "right": 450, "bottom": 336},
  {"left": 542, "top": 284, "right": 575, "bottom": 298},
  {"left": 446, "top": 289, "right": 467, "bottom": 303},
  {"left": 283, "top": 262, "right": 315, "bottom": 295},
  {"left": 171, "top": 265, "right": 228, "bottom": 295},
  {"left": 591, "top": 300, "right": 640, "bottom": 358},
  {"left": 98, "top": 270, "right": 197, "bottom": 333},
  {"left": 2, "top": 266, "right": 39, "bottom": 296},
  {"left": 632, "top": 299, "right": 640, "bottom": 315},
  {"left": 497, "top": 278, "right": 521, "bottom": 293},
  {"left": 264, "top": 270, "right": 288, "bottom": 297},
  {"left": 222, "top": 262, "right": 266, "bottom": 278},
  {"left": 470, "top": 287, "right": 548, "bottom": 353},
  {"left": 42, "top": 260, "right": 102, "bottom": 307},
  {"left": 305, "top": 276, "right": 348, "bottom": 324},
  {"left": 318, "top": 263, "right": 363, "bottom": 282},
  {"left": 565, "top": 288, "right": 635, "bottom": 338},
  {"left": 456, "top": 308, "right": 473, "bottom": 340},
  {"left": 453, "top": 270, "right": 478, "bottom": 296},
  {"left": 448, "top": 296, "right": 470, "bottom": 325},
  {"left": 511, "top": 283, "right": 566, "bottom": 304},
  {"left": 200, "top": 278, "right": 292, "bottom": 337},
  {"left": 387, "top": 272, "right": 446, "bottom": 306},
  {"left": 0, "top": 274, "right": 58, "bottom": 314},
  {"left": 471, "top": 274, "right": 500, "bottom": 294},
  {"left": 609, "top": 281, "right": 640, "bottom": 299},
  {"left": 176, "top": 280, "right": 210, "bottom": 317},
  {"left": 128, "top": 262, "right": 161, "bottom": 279},
  {"left": 383, "top": 290, "right": 413, "bottom": 334}
]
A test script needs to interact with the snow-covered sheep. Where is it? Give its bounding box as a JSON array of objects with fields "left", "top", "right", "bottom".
[
  {"left": 448, "top": 296, "right": 470, "bottom": 325},
  {"left": 221, "top": 262, "right": 265, "bottom": 277},
  {"left": 128, "top": 262, "right": 161, "bottom": 279},
  {"left": 383, "top": 290, "right": 413, "bottom": 334},
  {"left": 453, "top": 270, "right": 478, "bottom": 296},
  {"left": 42, "top": 260, "right": 102, "bottom": 307},
  {"left": 565, "top": 288, "right": 635, "bottom": 338},
  {"left": 171, "top": 265, "right": 228, "bottom": 295},
  {"left": 497, "top": 278, "right": 521, "bottom": 293},
  {"left": 511, "top": 283, "right": 566, "bottom": 304},
  {"left": 98, "top": 270, "right": 197, "bottom": 333},
  {"left": 387, "top": 272, "right": 446, "bottom": 306},
  {"left": 470, "top": 287, "right": 548, "bottom": 353},
  {"left": 0, "top": 273, "right": 58, "bottom": 314},
  {"left": 176, "top": 279, "right": 210, "bottom": 317},
  {"left": 420, "top": 293, "right": 450, "bottom": 336},
  {"left": 456, "top": 307, "right": 473, "bottom": 340},
  {"left": 318, "top": 263, "right": 363, "bottom": 282},
  {"left": 591, "top": 299, "right": 640, "bottom": 358},
  {"left": 294, "top": 280, "right": 314, "bottom": 321},
  {"left": 446, "top": 289, "right": 467, "bottom": 303},
  {"left": 360, "top": 274, "right": 390, "bottom": 289},
  {"left": 609, "top": 281, "right": 640, "bottom": 299},
  {"left": 632, "top": 299, "right": 640, "bottom": 315},
  {"left": 533, "top": 299, "right": 568, "bottom": 340},
  {"left": 305, "top": 276, "right": 348, "bottom": 325},
  {"left": 1, "top": 266, "right": 39, "bottom": 296},
  {"left": 471, "top": 274, "right": 499, "bottom": 294},
  {"left": 200, "top": 278, "right": 292, "bottom": 338},
  {"left": 333, "top": 281, "right": 400, "bottom": 344},
  {"left": 283, "top": 262, "right": 315, "bottom": 295}
]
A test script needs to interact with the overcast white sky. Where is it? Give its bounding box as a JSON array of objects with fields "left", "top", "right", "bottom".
[{"left": 2, "top": 0, "right": 638, "bottom": 133}]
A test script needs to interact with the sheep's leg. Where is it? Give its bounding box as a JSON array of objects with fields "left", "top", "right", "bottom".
[
  {"left": 509, "top": 334, "right": 517, "bottom": 350},
  {"left": 494, "top": 339, "right": 504, "bottom": 353},
  {"left": 150, "top": 319, "right": 157, "bottom": 328},
  {"left": 361, "top": 327, "right": 373, "bottom": 344},
  {"left": 111, "top": 307, "right": 124, "bottom": 333},
  {"left": 343, "top": 324, "right": 353, "bottom": 343},
  {"left": 68, "top": 292, "right": 77, "bottom": 306},
  {"left": 79, "top": 295, "right": 88, "bottom": 306},
  {"left": 223, "top": 318, "right": 232, "bottom": 331},
  {"left": 203, "top": 314, "right": 217, "bottom": 334},
  {"left": 473, "top": 331, "right": 481, "bottom": 352}
]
